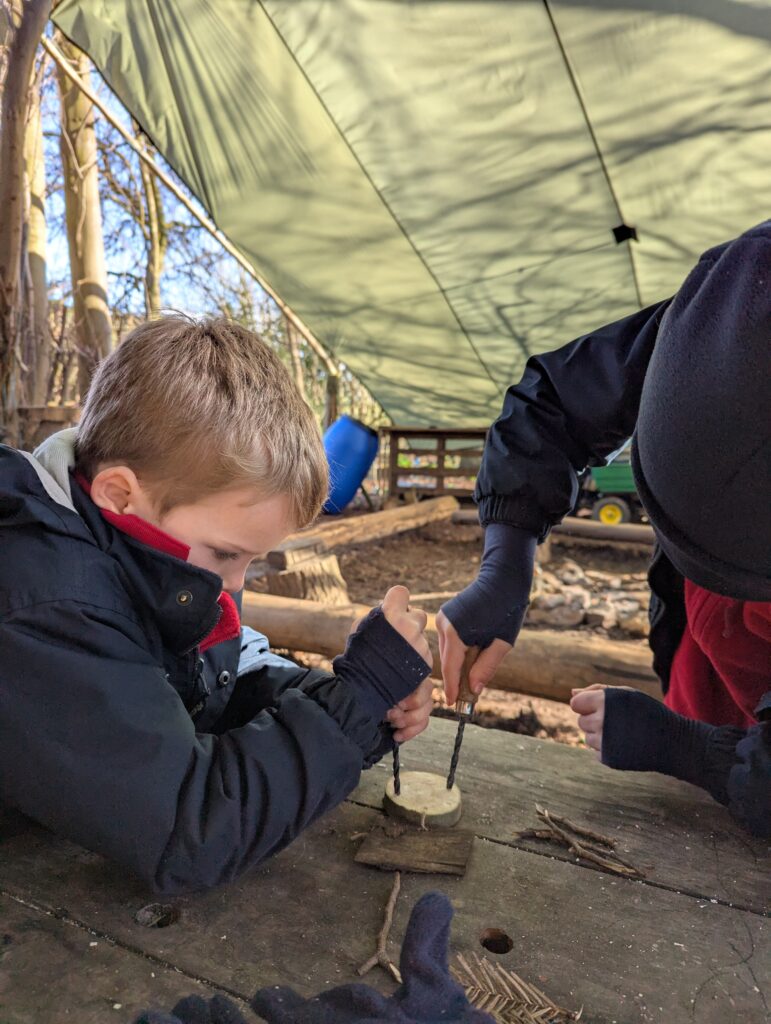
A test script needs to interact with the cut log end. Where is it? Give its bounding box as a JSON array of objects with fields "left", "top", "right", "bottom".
[{"left": 384, "top": 771, "right": 462, "bottom": 828}]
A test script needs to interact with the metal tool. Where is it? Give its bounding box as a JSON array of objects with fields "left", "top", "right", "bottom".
[
  {"left": 392, "top": 742, "right": 401, "bottom": 795},
  {"left": 446, "top": 646, "right": 480, "bottom": 789}
]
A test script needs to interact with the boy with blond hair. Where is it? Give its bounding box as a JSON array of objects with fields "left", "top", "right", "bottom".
[{"left": 0, "top": 316, "right": 433, "bottom": 893}]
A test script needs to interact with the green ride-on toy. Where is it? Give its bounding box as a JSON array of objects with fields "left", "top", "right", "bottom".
[{"left": 577, "top": 450, "right": 645, "bottom": 525}]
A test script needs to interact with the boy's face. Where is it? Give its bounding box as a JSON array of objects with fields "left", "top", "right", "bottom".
[
  {"left": 157, "top": 488, "right": 294, "bottom": 593},
  {"left": 91, "top": 467, "right": 295, "bottom": 593}
]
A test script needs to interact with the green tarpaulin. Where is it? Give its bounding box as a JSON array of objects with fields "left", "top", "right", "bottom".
[{"left": 52, "top": 1, "right": 771, "bottom": 425}]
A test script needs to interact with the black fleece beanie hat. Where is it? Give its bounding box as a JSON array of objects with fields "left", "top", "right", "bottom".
[{"left": 631, "top": 220, "right": 771, "bottom": 601}]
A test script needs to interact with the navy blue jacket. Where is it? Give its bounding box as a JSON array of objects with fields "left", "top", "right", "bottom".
[
  {"left": 475, "top": 302, "right": 770, "bottom": 835},
  {"left": 0, "top": 440, "right": 428, "bottom": 893}
]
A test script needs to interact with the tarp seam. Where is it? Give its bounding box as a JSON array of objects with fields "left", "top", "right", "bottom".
[
  {"left": 542, "top": 0, "right": 643, "bottom": 308},
  {"left": 256, "top": 0, "right": 504, "bottom": 398}
]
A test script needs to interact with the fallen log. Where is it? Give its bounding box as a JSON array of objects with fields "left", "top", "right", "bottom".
[
  {"left": 270, "top": 495, "right": 460, "bottom": 567},
  {"left": 451, "top": 511, "right": 655, "bottom": 547},
  {"left": 241, "top": 592, "right": 661, "bottom": 703}
]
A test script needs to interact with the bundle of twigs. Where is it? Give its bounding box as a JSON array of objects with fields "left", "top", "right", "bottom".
[
  {"left": 515, "top": 804, "right": 645, "bottom": 879},
  {"left": 453, "top": 953, "right": 581, "bottom": 1023}
]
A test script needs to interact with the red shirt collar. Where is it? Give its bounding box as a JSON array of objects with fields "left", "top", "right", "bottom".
[{"left": 74, "top": 472, "right": 240, "bottom": 652}]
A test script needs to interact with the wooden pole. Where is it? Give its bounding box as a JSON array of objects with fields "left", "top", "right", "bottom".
[
  {"left": 274, "top": 495, "right": 459, "bottom": 562},
  {"left": 451, "top": 510, "right": 655, "bottom": 547},
  {"left": 241, "top": 592, "right": 661, "bottom": 703},
  {"left": 41, "top": 34, "right": 337, "bottom": 375}
]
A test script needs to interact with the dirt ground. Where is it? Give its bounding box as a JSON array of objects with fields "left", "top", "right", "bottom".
[{"left": 252, "top": 520, "right": 654, "bottom": 750}]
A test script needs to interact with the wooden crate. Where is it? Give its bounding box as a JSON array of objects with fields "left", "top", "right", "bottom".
[{"left": 380, "top": 426, "right": 487, "bottom": 502}]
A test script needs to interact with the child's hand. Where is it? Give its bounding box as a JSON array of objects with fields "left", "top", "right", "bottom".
[
  {"left": 381, "top": 585, "right": 433, "bottom": 669},
  {"left": 570, "top": 684, "right": 607, "bottom": 757},
  {"left": 387, "top": 676, "right": 434, "bottom": 742}
]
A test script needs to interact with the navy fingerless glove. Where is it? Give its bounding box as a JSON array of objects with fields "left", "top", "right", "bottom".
[
  {"left": 333, "top": 607, "right": 430, "bottom": 721},
  {"left": 441, "top": 523, "right": 536, "bottom": 648},
  {"left": 602, "top": 689, "right": 743, "bottom": 805}
]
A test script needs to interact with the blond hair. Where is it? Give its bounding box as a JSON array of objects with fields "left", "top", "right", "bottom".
[{"left": 75, "top": 315, "right": 328, "bottom": 526}]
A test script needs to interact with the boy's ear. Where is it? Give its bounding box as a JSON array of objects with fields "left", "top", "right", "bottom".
[{"left": 90, "top": 465, "right": 149, "bottom": 516}]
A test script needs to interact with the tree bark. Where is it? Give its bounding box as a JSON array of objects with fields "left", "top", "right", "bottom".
[
  {"left": 323, "top": 367, "right": 339, "bottom": 431},
  {"left": 23, "top": 68, "right": 50, "bottom": 404},
  {"left": 55, "top": 31, "right": 113, "bottom": 397},
  {"left": 0, "top": 0, "right": 52, "bottom": 442},
  {"left": 135, "top": 124, "right": 166, "bottom": 317},
  {"left": 285, "top": 317, "right": 306, "bottom": 399}
]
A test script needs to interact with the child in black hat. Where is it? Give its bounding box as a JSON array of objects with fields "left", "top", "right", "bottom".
[{"left": 438, "top": 221, "right": 770, "bottom": 836}]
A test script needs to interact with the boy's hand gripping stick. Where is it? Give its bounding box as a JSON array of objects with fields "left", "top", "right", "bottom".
[{"left": 446, "top": 646, "right": 480, "bottom": 789}]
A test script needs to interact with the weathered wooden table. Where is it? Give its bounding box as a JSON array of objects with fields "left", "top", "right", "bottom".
[{"left": 1, "top": 718, "right": 768, "bottom": 1024}]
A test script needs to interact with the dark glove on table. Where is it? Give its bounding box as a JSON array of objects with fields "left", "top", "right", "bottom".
[
  {"left": 251, "top": 892, "right": 494, "bottom": 1024},
  {"left": 602, "top": 688, "right": 744, "bottom": 805},
  {"left": 135, "top": 893, "right": 493, "bottom": 1024},
  {"left": 135, "top": 994, "right": 248, "bottom": 1024},
  {"left": 440, "top": 523, "right": 537, "bottom": 647}
]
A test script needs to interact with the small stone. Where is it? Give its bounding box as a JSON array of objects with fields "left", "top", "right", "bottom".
[
  {"left": 606, "top": 593, "right": 640, "bottom": 620},
  {"left": 557, "top": 560, "right": 588, "bottom": 586},
  {"left": 539, "top": 571, "right": 561, "bottom": 591},
  {"left": 619, "top": 612, "right": 650, "bottom": 637},
  {"left": 586, "top": 600, "right": 617, "bottom": 630}
]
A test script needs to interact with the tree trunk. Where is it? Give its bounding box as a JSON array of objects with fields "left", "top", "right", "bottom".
[
  {"left": 23, "top": 70, "right": 50, "bottom": 405},
  {"left": 285, "top": 317, "right": 306, "bottom": 399},
  {"left": 323, "top": 367, "right": 339, "bottom": 431},
  {"left": 135, "top": 124, "right": 166, "bottom": 317},
  {"left": 0, "top": 0, "right": 52, "bottom": 442},
  {"left": 55, "top": 32, "right": 113, "bottom": 397}
]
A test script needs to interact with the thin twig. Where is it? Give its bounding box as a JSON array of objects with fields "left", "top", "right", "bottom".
[{"left": 357, "top": 872, "right": 402, "bottom": 983}]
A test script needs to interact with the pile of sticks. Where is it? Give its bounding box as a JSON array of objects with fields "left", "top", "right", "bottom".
[{"left": 516, "top": 804, "right": 645, "bottom": 880}]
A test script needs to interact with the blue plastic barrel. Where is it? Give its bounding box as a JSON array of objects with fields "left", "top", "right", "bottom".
[{"left": 323, "top": 415, "right": 379, "bottom": 514}]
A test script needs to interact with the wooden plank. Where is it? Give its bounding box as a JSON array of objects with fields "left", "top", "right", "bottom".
[
  {"left": 393, "top": 465, "right": 479, "bottom": 478},
  {"left": 352, "top": 718, "right": 771, "bottom": 914},
  {"left": 0, "top": 803, "right": 767, "bottom": 1023},
  {"left": 0, "top": 893, "right": 223, "bottom": 1024},
  {"left": 381, "top": 426, "right": 488, "bottom": 438},
  {"left": 354, "top": 825, "right": 474, "bottom": 875},
  {"left": 241, "top": 592, "right": 661, "bottom": 700}
]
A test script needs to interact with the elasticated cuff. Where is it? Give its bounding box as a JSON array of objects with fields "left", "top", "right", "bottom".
[
  {"left": 332, "top": 608, "right": 430, "bottom": 720},
  {"left": 474, "top": 493, "right": 550, "bottom": 540}
]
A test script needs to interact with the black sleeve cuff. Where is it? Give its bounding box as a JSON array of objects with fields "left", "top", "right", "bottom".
[
  {"left": 332, "top": 608, "right": 430, "bottom": 721},
  {"left": 602, "top": 688, "right": 744, "bottom": 806}
]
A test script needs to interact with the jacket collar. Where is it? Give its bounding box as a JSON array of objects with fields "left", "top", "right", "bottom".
[{"left": 69, "top": 474, "right": 232, "bottom": 656}]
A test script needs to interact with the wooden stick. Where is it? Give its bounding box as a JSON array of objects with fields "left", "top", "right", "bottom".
[{"left": 357, "top": 872, "right": 403, "bottom": 983}]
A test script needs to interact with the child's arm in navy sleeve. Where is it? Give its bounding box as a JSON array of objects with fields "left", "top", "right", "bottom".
[{"left": 602, "top": 689, "right": 771, "bottom": 837}]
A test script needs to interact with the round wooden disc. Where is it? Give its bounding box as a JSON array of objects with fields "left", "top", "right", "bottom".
[{"left": 383, "top": 770, "right": 462, "bottom": 828}]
